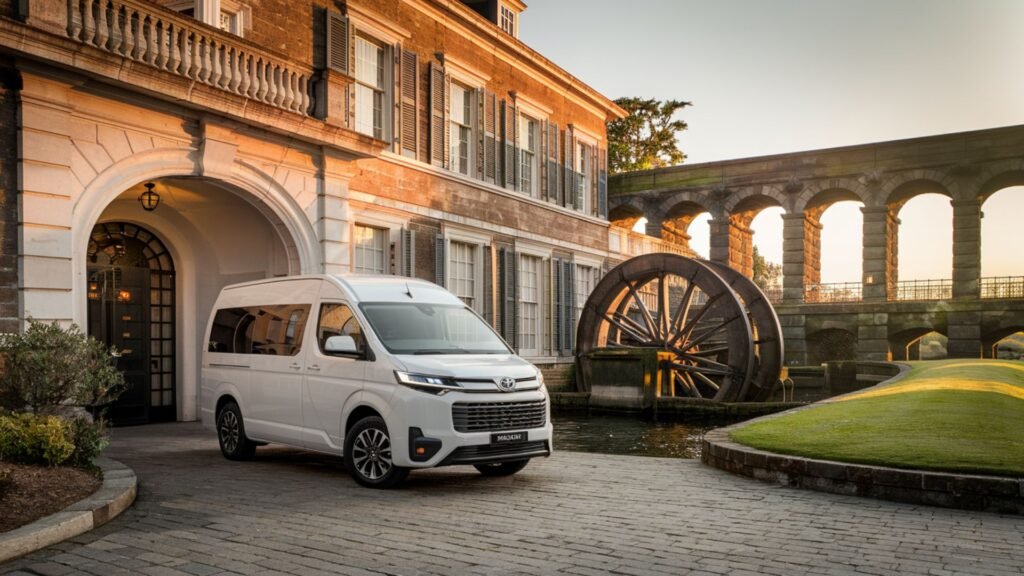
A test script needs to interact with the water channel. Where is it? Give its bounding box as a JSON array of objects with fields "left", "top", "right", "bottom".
[{"left": 551, "top": 412, "right": 727, "bottom": 459}]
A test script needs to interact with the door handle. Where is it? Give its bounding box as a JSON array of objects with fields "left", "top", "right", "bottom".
[
  {"left": 309, "top": 364, "right": 321, "bottom": 372},
  {"left": 289, "top": 362, "right": 302, "bottom": 370}
]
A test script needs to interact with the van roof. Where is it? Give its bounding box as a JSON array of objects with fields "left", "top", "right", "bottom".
[{"left": 220, "top": 274, "right": 462, "bottom": 305}]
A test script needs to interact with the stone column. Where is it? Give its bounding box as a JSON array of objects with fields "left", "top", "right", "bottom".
[
  {"left": 951, "top": 198, "right": 982, "bottom": 299},
  {"left": 947, "top": 311, "right": 982, "bottom": 358},
  {"left": 856, "top": 312, "right": 891, "bottom": 361},
  {"left": 861, "top": 206, "right": 898, "bottom": 302},
  {"left": 708, "top": 215, "right": 752, "bottom": 275},
  {"left": 644, "top": 215, "right": 664, "bottom": 239},
  {"left": 319, "top": 151, "right": 355, "bottom": 274},
  {"left": 781, "top": 213, "right": 818, "bottom": 304}
]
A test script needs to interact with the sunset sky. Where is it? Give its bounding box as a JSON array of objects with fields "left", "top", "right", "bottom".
[{"left": 521, "top": 0, "right": 1024, "bottom": 282}]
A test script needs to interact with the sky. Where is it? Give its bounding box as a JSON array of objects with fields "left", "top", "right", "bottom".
[{"left": 520, "top": 0, "right": 1024, "bottom": 282}]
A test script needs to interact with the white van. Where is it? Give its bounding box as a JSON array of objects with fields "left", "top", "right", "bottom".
[{"left": 200, "top": 275, "right": 552, "bottom": 488}]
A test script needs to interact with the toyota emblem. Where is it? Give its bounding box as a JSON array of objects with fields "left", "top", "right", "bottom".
[{"left": 496, "top": 377, "right": 516, "bottom": 392}]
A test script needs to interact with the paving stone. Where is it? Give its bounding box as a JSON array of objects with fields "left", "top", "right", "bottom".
[{"left": 3, "top": 422, "right": 1024, "bottom": 576}]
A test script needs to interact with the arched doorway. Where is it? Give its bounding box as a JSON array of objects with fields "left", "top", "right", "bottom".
[{"left": 87, "top": 222, "right": 175, "bottom": 424}]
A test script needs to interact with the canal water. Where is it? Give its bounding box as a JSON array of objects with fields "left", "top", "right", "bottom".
[{"left": 552, "top": 412, "right": 719, "bottom": 459}]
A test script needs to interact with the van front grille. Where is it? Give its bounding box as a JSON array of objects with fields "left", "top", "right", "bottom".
[{"left": 451, "top": 399, "right": 547, "bottom": 433}]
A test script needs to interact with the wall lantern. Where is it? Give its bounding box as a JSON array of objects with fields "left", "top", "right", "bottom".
[
  {"left": 117, "top": 289, "right": 132, "bottom": 303},
  {"left": 139, "top": 182, "right": 160, "bottom": 212}
]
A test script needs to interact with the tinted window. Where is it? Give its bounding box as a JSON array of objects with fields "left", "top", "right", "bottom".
[
  {"left": 209, "top": 304, "right": 310, "bottom": 356},
  {"left": 359, "top": 303, "right": 511, "bottom": 355},
  {"left": 317, "top": 303, "right": 366, "bottom": 356}
]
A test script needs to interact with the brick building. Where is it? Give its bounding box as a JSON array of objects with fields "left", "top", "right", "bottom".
[{"left": 0, "top": 0, "right": 634, "bottom": 422}]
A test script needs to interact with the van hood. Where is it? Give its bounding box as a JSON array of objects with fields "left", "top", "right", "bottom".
[{"left": 393, "top": 354, "right": 539, "bottom": 380}]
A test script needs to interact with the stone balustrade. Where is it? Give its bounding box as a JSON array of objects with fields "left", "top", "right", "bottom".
[{"left": 60, "top": 0, "right": 314, "bottom": 116}]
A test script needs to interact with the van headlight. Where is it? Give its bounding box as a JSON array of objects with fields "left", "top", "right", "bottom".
[{"left": 394, "top": 371, "right": 462, "bottom": 395}]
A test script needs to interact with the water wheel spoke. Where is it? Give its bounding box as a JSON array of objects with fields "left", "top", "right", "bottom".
[
  {"left": 691, "top": 370, "right": 721, "bottom": 392},
  {"left": 679, "top": 353, "right": 732, "bottom": 371},
  {"left": 670, "top": 291, "right": 726, "bottom": 348},
  {"left": 673, "top": 371, "right": 701, "bottom": 398},
  {"left": 681, "top": 314, "right": 741, "bottom": 352},
  {"left": 613, "top": 311, "right": 652, "bottom": 341},
  {"left": 624, "top": 280, "right": 659, "bottom": 341},
  {"left": 669, "top": 279, "right": 697, "bottom": 337},
  {"left": 657, "top": 273, "right": 670, "bottom": 339},
  {"left": 669, "top": 362, "right": 732, "bottom": 377},
  {"left": 688, "top": 345, "right": 730, "bottom": 357},
  {"left": 602, "top": 312, "right": 653, "bottom": 344}
]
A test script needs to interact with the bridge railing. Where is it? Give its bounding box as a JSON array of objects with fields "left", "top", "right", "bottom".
[
  {"left": 804, "top": 282, "right": 863, "bottom": 304},
  {"left": 762, "top": 285, "right": 783, "bottom": 304},
  {"left": 608, "top": 227, "right": 697, "bottom": 260},
  {"left": 891, "top": 279, "right": 953, "bottom": 301},
  {"left": 980, "top": 276, "right": 1024, "bottom": 299}
]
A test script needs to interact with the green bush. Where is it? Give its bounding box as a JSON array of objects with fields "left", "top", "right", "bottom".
[
  {"left": 66, "top": 417, "right": 109, "bottom": 469},
  {"left": 0, "top": 319, "right": 126, "bottom": 413},
  {"left": 0, "top": 468, "right": 10, "bottom": 499},
  {"left": 0, "top": 412, "right": 74, "bottom": 466}
]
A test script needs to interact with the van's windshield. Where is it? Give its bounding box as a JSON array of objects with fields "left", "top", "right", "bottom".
[{"left": 359, "top": 303, "right": 512, "bottom": 355}]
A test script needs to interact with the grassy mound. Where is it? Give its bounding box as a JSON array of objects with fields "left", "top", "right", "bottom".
[{"left": 731, "top": 359, "right": 1024, "bottom": 477}]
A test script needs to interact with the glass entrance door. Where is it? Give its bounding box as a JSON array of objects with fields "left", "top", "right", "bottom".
[{"left": 86, "top": 223, "right": 176, "bottom": 425}]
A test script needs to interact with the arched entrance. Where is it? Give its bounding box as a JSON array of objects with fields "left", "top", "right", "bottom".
[{"left": 87, "top": 223, "right": 175, "bottom": 424}]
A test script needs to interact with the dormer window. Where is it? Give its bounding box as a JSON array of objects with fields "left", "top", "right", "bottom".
[
  {"left": 161, "top": 0, "right": 249, "bottom": 37},
  {"left": 499, "top": 5, "right": 516, "bottom": 36}
]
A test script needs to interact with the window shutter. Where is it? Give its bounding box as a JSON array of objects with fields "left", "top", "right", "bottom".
[
  {"left": 443, "top": 74, "right": 451, "bottom": 170},
  {"left": 401, "top": 227, "right": 415, "bottom": 277},
  {"left": 399, "top": 50, "right": 419, "bottom": 158},
  {"left": 483, "top": 245, "right": 494, "bottom": 326},
  {"left": 598, "top": 147, "right": 608, "bottom": 219},
  {"left": 563, "top": 126, "right": 575, "bottom": 208},
  {"left": 547, "top": 122, "right": 559, "bottom": 204},
  {"left": 483, "top": 90, "right": 497, "bottom": 184},
  {"left": 552, "top": 257, "right": 563, "bottom": 356},
  {"left": 564, "top": 260, "right": 575, "bottom": 354},
  {"left": 540, "top": 121, "right": 549, "bottom": 201},
  {"left": 428, "top": 62, "right": 446, "bottom": 167},
  {"left": 326, "top": 12, "right": 349, "bottom": 74},
  {"left": 434, "top": 234, "right": 447, "bottom": 287},
  {"left": 501, "top": 100, "right": 517, "bottom": 190},
  {"left": 499, "top": 248, "right": 518, "bottom": 349}
]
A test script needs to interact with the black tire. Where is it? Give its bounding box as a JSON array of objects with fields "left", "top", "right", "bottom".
[
  {"left": 216, "top": 401, "right": 257, "bottom": 461},
  {"left": 344, "top": 416, "right": 409, "bottom": 488},
  {"left": 474, "top": 459, "right": 530, "bottom": 477}
]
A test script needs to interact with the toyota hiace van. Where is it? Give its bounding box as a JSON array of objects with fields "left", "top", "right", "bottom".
[{"left": 201, "top": 275, "right": 552, "bottom": 488}]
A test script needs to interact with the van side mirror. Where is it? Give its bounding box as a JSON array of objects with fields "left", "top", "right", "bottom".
[{"left": 325, "top": 335, "right": 359, "bottom": 356}]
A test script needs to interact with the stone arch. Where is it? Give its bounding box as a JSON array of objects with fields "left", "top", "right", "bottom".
[
  {"left": 889, "top": 326, "right": 947, "bottom": 361},
  {"left": 724, "top": 186, "right": 787, "bottom": 216},
  {"left": 794, "top": 177, "right": 868, "bottom": 213},
  {"left": 608, "top": 196, "right": 646, "bottom": 230},
  {"left": 651, "top": 190, "right": 715, "bottom": 219},
  {"left": 881, "top": 170, "right": 956, "bottom": 209},
  {"left": 976, "top": 161, "right": 1024, "bottom": 203},
  {"left": 70, "top": 147, "right": 320, "bottom": 321},
  {"left": 982, "top": 326, "right": 1024, "bottom": 359}
]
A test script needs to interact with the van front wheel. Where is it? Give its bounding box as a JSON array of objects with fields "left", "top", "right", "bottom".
[
  {"left": 474, "top": 459, "right": 529, "bottom": 477},
  {"left": 217, "top": 401, "right": 256, "bottom": 461},
  {"left": 344, "top": 416, "right": 409, "bottom": 488}
]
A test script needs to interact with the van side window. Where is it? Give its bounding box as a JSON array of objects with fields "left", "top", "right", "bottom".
[
  {"left": 209, "top": 304, "right": 310, "bottom": 356},
  {"left": 317, "top": 303, "right": 366, "bottom": 356}
]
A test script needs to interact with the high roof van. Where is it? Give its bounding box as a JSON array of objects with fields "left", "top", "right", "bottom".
[{"left": 201, "top": 274, "right": 552, "bottom": 488}]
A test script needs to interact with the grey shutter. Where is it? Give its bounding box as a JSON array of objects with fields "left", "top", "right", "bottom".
[
  {"left": 483, "top": 91, "right": 497, "bottom": 184},
  {"left": 434, "top": 234, "right": 446, "bottom": 287},
  {"left": 563, "top": 127, "right": 575, "bottom": 208},
  {"left": 552, "top": 258, "right": 563, "bottom": 356},
  {"left": 598, "top": 147, "right": 608, "bottom": 219},
  {"left": 590, "top": 145, "right": 599, "bottom": 215},
  {"left": 563, "top": 260, "right": 575, "bottom": 354},
  {"left": 443, "top": 74, "right": 451, "bottom": 169},
  {"left": 401, "top": 228, "right": 415, "bottom": 277},
  {"left": 540, "top": 121, "right": 549, "bottom": 201},
  {"left": 499, "top": 248, "right": 518, "bottom": 349},
  {"left": 399, "top": 50, "right": 418, "bottom": 158},
  {"left": 475, "top": 87, "right": 485, "bottom": 180},
  {"left": 428, "top": 62, "right": 446, "bottom": 167},
  {"left": 501, "top": 100, "right": 516, "bottom": 190},
  {"left": 326, "top": 12, "right": 349, "bottom": 74},
  {"left": 483, "top": 245, "right": 494, "bottom": 326},
  {"left": 547, "top": 122, "right": 559, "bottom": 203}
]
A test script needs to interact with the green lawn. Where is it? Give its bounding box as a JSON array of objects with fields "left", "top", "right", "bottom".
[{"left": 731, "top": 359, "right": 1024, "bottom": 477}]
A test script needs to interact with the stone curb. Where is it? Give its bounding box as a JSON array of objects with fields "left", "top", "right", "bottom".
[
  {"left": 0, "top": 457, "right": 137, "bottom": 563},
  {"left": 701, "top": 364, "right": 1024, "bottom": 515}
]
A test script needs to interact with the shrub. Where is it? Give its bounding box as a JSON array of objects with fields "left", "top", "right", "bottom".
[
  {"left": 66, "top": 417, "right": 110, "bottom": 469},
  {"left": 0, "top": 412, "right": 74, "bottom": 466},
  {"left": 0, "top": 468, "right": 10, "bottom": 499},
  {"left": 0, "top": 320, "right": 126, "bottom": 413}
]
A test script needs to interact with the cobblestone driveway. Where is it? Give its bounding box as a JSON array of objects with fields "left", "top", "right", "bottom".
[{"left": 4, "top": 423, "right": 1024, "bottom": 576}]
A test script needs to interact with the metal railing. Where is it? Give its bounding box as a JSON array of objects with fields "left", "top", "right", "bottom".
[
  {"left": 63, "top": 0, "right": 315, "bottom": 116},
  {"left": 761, "top": 286, "right": 783, "bottom": 304},
  {"left": 980, "top": 276, "right": 1024, "bottom": 299},
  {"left": 891, "top": 279, "right": 952, "bottom": 301},
  {"left": 804, "top": 282, "right": 863, "bottom": 304}
]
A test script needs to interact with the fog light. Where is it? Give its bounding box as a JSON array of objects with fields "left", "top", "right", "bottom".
[{"left": 408, "top": 427, "right": 442, "bottom": 462}]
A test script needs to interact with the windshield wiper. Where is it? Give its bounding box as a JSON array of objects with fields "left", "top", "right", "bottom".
[{"left": 412, "top": 348, "right": 471, "bottom": 355}]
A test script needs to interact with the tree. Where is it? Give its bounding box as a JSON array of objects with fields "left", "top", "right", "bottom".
[
  {"left": 607, "top": 97, "right": 691, "bottom": 174},
  {"left": 752, "top": 246, "right": 782, "bottom": 292}
]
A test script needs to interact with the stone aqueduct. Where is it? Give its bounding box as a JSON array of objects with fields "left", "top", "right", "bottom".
[{"left": 608, "top": 124, "right": 1024, "bottom": 365}]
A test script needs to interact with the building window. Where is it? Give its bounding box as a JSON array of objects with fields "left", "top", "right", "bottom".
[
  {"left": 575, "top": 264, "right": 599, "bottom": 322},
  {"left": 449, "top": 241, "right": 478, "bottom": 311},
  {"left": 165, "top": 0, "right": 246, "bottom": 37},
  {"left": 576, "top": 142, "right": 591, "bottom": 212},
  {"left": 518, "top": 254, "right": 542, "bottom": 354},
  {"left": 354, "top": 225, "right": 387, "bottom": 274},
  {"left": 519, "top": 114, "right": 538, "bottom": 197},
  {"left": 355, "top": 36, "right": 388, "bottom": 140},
  {"left": 219, "top": 9, "right": 240, "bottom": 34},
  {"left": 450, "top": 83, "right": 474, "bottom": 176},
  {"left": 499, "top": 5, "right": 516, "bottom": 36}
]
